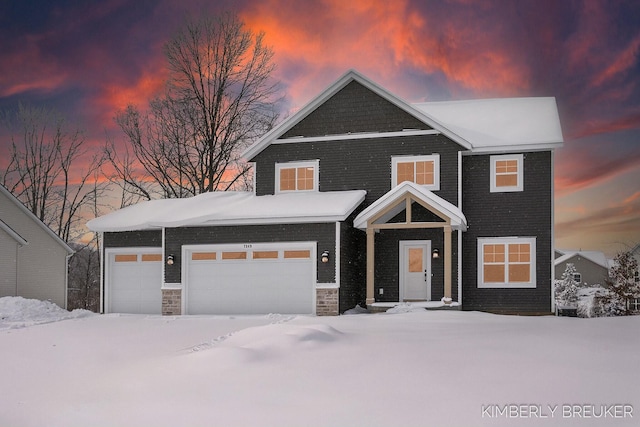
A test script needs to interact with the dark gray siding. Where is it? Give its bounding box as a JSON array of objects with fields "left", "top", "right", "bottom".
[
  {"left": 281, "top": 81, "right": 430, "bottom": 138},
  {"left": 104, "top": 230, "right": 162, "bottom": 247},
  {"left": 339, "top": 219, "right": 366, "bottom": 312},
  {"left": 374, "top": 229, "right": 458, "bottom": 302},
  {"left": 462, "top": 151, "right": 553, "bottom": 313},
  {"left": 254, "top": 134, "right": 461, "bottom": 208},
  {"left": 164, "top": 223, "right": 336, "bottom": 284}
]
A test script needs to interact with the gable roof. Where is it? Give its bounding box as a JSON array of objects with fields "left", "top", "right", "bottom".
[
  {"left": 414, "top": 98, "right": 564, "bottom": 153},
  {"left": 242, "top": 69, "right": 564, "bottom": 160},
  {"left": 554, "top": 250, "right": 609, "bottom": 270},
  {"left": 87, "top": 190, "right": 367, "bottom": 232},
  {"left": 354, "top": 181, "right": 467, "bottom": 231},
  {"left": 0, "top": 185, "right": 73, "bottom": 254}
]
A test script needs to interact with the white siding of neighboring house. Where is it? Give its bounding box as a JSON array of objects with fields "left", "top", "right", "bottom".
[
  {"left": 0, "top": 229, "right": 19, "bottom": 297},
  {"left": 0, "top": 190, "right": 70, "bottom": 308}
]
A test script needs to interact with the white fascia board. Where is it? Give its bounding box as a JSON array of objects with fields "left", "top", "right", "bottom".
[
  {"left": 0, "top": 185, "right": 74, "bottom": 253},
  {"left": 463, "top": 142, "right": 563, "bottom": 155},
  {"left": 242, "top": 69, "right": 473, "bottom": 160},
  {"left": 0, "top": 219, "right": 28, "bottom": 246},
  {"left": 274, "top": 129, "right": 439, "bottom": 145},
  {"left": 194, "top": 214, "right": 352, "bottom": 227}
]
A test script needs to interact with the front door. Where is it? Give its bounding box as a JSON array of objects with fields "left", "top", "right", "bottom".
[{"left": 400, "top": 240, "right": 431, "bottom": 301}]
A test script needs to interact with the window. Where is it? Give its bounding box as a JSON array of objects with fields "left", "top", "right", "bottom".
[
  {"left": 490, "top": 154, "right": 523, "bottom": 192},
  {"left": 573, "top": 273, "right": 582, "bottom": 283},
  {"left": 392, "top": 155, "right": 440, "bottom": 190},
  {"left": 478, "top": 237, "right": 536, "bottom": 288},
  {"left": 629, "top": 298, "right": 640, "bottom": 312},
  {"left": 276, "top": 160, "right": 318, "bottom": 192}
]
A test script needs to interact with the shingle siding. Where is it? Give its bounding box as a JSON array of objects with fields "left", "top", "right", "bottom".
[
  {"left": 103, "top": 230, "right": 162, "bottom": 248},
  {"left": 374, "top": 229, "right": 458, "bottom": 302},
  {"left": 339, "top": 220, "right": 366, "bottom": 312},
  {"left": 254, "top": 134, "right": 461, "bottom": 208},
  {"left": 462, "top": 151, "right": 553, "bottom": 313},
  {"left": 281, "top": 81, "right": 430, "bottom": 138}
]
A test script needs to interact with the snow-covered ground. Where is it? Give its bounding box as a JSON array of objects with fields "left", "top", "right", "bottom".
[{"left": 1, "top": 297, "right": 638, "bottom": 427}]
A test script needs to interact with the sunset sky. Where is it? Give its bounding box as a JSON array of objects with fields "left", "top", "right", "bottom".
[{"left": 1, "top": 0, "right": 639, "bottom": 256}]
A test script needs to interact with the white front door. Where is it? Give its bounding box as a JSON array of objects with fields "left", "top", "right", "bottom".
[{"left": 400, "top": 241, "right": 431, "bottom": 301}]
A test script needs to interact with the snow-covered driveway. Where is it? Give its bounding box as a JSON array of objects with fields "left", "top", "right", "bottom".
[{"left": 1, "top": 297, "right": 638, "bottom": 427}]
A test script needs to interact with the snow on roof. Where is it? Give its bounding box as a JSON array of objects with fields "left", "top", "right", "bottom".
[
  {"left": 243, "top": 70, "right": 564, "bottom": 160},
  {"left": 554, "top": 250, "right": 609, "bottom": 270},
  {"left": 354, "top": 181, "right": 467, "bottom": 231},
  {"left": 414, "top": 97, "right": 564, "bottom": 152},
  {"left": 87, "top": 190, "right": 367, "bottom": 232}
]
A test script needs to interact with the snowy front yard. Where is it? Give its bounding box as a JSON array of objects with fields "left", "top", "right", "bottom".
[{"left": 1, "top": 298, "right": 638, "bottom": 427}]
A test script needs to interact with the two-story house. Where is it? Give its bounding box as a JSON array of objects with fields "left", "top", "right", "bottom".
[{"left": 88, "top": 70, "right": 563, "bottom": 316}]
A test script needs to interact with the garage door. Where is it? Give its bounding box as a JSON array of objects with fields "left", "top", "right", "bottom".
[
  {"left": 107, "top": 249, "right": 162, "bottom": 314},
  {"left": 184, "top": 243, "right": 315, "bottom": 315}
]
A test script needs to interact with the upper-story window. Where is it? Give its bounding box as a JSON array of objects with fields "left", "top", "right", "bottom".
[
  {"left": 275, "top": 160, "right": 319, "bottom": 193},
  {"left": 490, "top": 154, "right": 523, "bottom": 192},
  {"left": 392, "top": 155, "right": 440, "bottom": 191}
]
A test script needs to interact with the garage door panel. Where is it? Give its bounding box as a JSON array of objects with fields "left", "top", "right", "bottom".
[
  {"left": 108, "top": 250, "right": 162, "bottom": 315},
  {"left": 186, "top": 245, "right": 315, "bottom": 315}
]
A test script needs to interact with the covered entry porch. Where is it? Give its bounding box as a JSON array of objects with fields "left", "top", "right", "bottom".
[{"left": 353, "top": 182, "right": 467, "bottom": 307}]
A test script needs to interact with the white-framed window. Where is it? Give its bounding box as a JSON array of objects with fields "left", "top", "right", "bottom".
[
  {"left": 392, "top": 155, "right": 440, "bottom": 190},
  {"left": 629, "top": 298, "right": 640, "bottom": 311},
  {"left": 490, "top": 154, "right": 523, "bottom": 192},
  {"left": 477, "top": 237, "right": 536, "bottom": 288},
  {"left": 573, "top": 273, "right": 582, "bottom": 283},
  {"left": 275, "top": 160, "right": 319, "bottom": 193}
]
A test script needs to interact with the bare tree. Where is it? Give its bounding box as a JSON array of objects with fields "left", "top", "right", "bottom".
[
  {"left": 106, "top": 12, "right": 280, "bottom": 201},
  {"left": 1, "top": 104, "right": 105, "bottom": 242}
]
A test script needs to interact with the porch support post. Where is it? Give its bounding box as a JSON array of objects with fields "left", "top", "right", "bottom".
[
  {"left": 444, "top": 225, "right": 452, "bottom": 301},
  {"left": 366, "top": 226, "right": 375, "bottom": 305}
]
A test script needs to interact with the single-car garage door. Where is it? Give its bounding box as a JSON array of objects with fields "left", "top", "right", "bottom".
[
  {"left": 106, "top": 248, "right": 162, "bottom": 314},
  {"left": 184, "top": 243, "right": 316, "bottom": 315}
]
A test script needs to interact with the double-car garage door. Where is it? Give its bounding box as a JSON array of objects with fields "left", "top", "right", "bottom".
[
  {"left": 106, "top": 243, "right": 316, "bottom": 315},
  {"left": 184, "top": 243, "right": 315, "bottom": 315}
]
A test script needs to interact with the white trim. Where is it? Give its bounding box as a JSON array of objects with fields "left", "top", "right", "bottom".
[
  {"left": 335, "top": 222, "right": 341, "bottom": 289},
  {"left": 316, "top": 283, "right": 339, "bottom": 289},
  {"left": 162, "top": 283, "right": 182, "bottom": 290},
  {"left": 104, "top": 247, "right": 163, "bottom": 314},
  {"left": 0, "top": 185, "right": 74, "bottom": 254},
  {"left": 275, "top": 160, "right": 320, "bottom": 193},
  {"left": 354, "top": 181, "right": 467, "bottom": 231},
  {"left": 276, "top": 129, "right": 440, "bottom": 144},
  {"left": 242, "top": 69, "right": 474, "bottom": 161},
  {"left": 399, "top": 240, "right": 432, "bottom": 301},
  {"left": 477, "top": 237, "right": 537, "bottom": 288},
  {"left": 550, "top": 150, "right": 556, "bottom": 312},
  {"left": 490, "top": 154, "right": 524, "bottom": 193},
  {"left": 182, "top": 242, "right": 317, "bottom": 315},
  {"left": 99, "top": 232, "right": 104, "bottom": 313},
  {"left": 0, "top": 219, "right": 28, "bottom": 245},
  {"left": 458, "top": 229, "right": 462, "bottom": 306},
  {"left": 391, "top": 154, "right": 440, "bottom": 191}
]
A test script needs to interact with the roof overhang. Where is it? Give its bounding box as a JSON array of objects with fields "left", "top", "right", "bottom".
[
  {"left": 0, "top": 219, "right": 28, "bottom": 246},
  {"left": 87, "top": 190, "right": 367, "bottom": 232},
  {"left": 354, "top": 182, "right": 467, "bottom": 231},
  {"left": 242, "top": 70, "right": 474, "bottom": 161}
]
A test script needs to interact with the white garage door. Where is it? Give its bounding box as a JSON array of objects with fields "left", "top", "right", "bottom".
[
  {"left": 184, "top": 243, "right": 315, "bottom": 315},
  {"left": 107, "top": 249, "right": 162, "bottom": 314}
]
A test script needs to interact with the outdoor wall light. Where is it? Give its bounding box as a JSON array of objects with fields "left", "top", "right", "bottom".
[
  {"left": 166, "top": 255, "right": 174, "bottom": 265},
  {"left": 432, "top": 248, "right": 440, "bottom": 259},
  {"left": 321, "top": 250, "right": 330, "bottom": 263}
]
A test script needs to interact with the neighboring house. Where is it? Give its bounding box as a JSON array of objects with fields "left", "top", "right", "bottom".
[
  {"left": 0, "top": 185, "right": 74, "bottom": 308},
  {"left": 88, "top": 70, "right": 564, "bottom": 316},
  {"left": 554, "top": 249, "right": 610, "bottom": 286}
]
